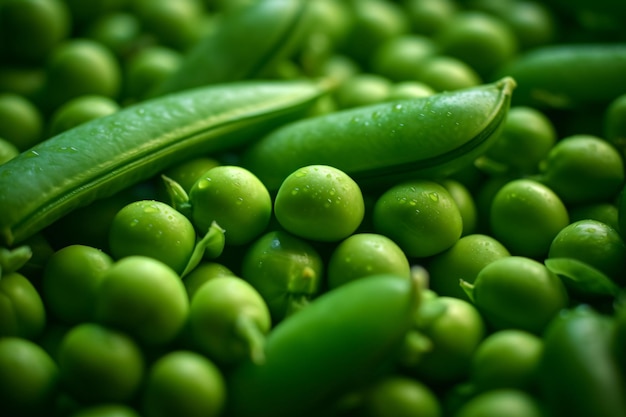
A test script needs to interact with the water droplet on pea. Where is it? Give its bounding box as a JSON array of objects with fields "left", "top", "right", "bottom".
[{"left": 429, "top": 193, "right": 439, "bottom": 202}]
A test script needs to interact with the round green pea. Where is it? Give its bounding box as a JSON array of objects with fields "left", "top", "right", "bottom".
[
  {"left": 109, "top": 200, "right": 197, "bottom": 275},
  {"left": 440, "top": 179, "right": 478, "bottom": 236},
  {"left": 70, "top": 404, "right": 141, "bottom": 417},
  {"left": 86, "top": 12, "right": 143, "bottom": 58},
  {"left": 333, "top": 73, "right": 393, "bottom": 109},
  {"left": 189, "top": 165, "right": 272, "bottom": 246},
  {"left": 274, "top": 165, "right": 365, "bottom": 242},
  {"left": 490, "top": 179, "right": 569, "bottom": 258},
  {"left": 428, "top": 234, "right": 510, "bottom": 302},
  {"left": 404, "top": 0, "right": 458, "bottom": 36},
  {"left": 183, "top": 261, "right": 234, "bottom": 299},
  {"left": 0, "top": 93, "right": 43, "bottom": 151},
  {"left": 327, "top": 233, "right": 411, "bottom": 289},
  {"left": 141, "top": 350, "right": 226, "bottom": 417},
  {"left": 453, "top": 389, "right": 544, "bottom": 417},
  {"left": 57, "top": 323, "right": 145, "bottom": 403},
  {"left": 0, "top": 272, "right": 46, "bottom": 340},
  {"left": 466, "top": 256, "right": 569, "bottom": 334},
  {"left": 42, "top": 244, "right": 113, "bottom": 324},
  {"left": 361, "top": 376, "right": 442, "bottom": 417},
  {"left": 123, "top": 45, "right": 182, "bottom": 101},
  {"left": 373, "top": 180, "right": 463, "bottom": 258},
  {"left": 0, "top": 337, "right": 59, "bottom": 416},
  {"left": 0, "top": 137, "right": 19, "bottom": 165},
  {"left": 47, "top": 94, "right": 120, "bottom": 137},
  {"left": 94, "top": 256, "right": 189, "bottom": 347},
  {"left": 369, "top": 34, "right": 437, "bottom": 82},
  {"left": 569, "top": 203, "right": 620, "bottom": 232},
  {"left": 415, "top": 55, "right": 482, "bottom": 92}
]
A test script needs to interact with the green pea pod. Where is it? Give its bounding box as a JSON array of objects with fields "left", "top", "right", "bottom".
[
  {"left": 0, "top": 79, "right": 328, "bottom": 247},
  {"left": 242, "top": 77, "right": 516, "bottom": 191},
  {"left": 539, "top": 305, "right": 626, "bottom": 417},
  {"left": 497, "top": 44, "right": 626, "bottom": 109},
  {"left": 150, "top": 0, "right": 314, "bottom": 97},
  {"left": 226, "top": 273, "right": 420, "bottom": 417}
]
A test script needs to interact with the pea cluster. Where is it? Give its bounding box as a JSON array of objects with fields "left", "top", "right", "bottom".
[{"left": 1, "top": 1, "right": 626, "bottom": 417}]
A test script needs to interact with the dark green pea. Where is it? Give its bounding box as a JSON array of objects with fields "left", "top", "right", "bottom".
[
  {"left": 435, "top": 11, "right": 518, "bottom": 78},
  {"left": 360, "top": 376, "right": 442, "bottom": 417},
  {"left": 453, "top": 389, "right": 544, "bottom": 417},
  {"left": 369, "top": 34, "right": 438, "bottom": 82},
  {"left": 428, "top": 233, "right": 510, "bottom": 302},
  {"left": 0, "top": 272, "right": 46, "bottom": 339},
  {"left": 416, "top": 55, "right": 482, "bottom": 92},
  {"left": 123, "top": 45, "right": 182, "bottom": 102},
  {"left": 537, "top": 134, "right": 625, "bottom": 206},
  {"left": 604, "top": 93, "right": 626, "bottom": 154},
  {"left": 62, "top": 0, "right": 127, "bottom": 27},
  {"left": 0, "top": 93, "right": 44, "bottom": 151},
  {"left": 0, "top": 137, "right": 19, "bottom": 165},
  {"left": 70, "top": 404, "right": 141, "bottom": 417},
  {"left": 0, "top": 337, "right": 59, "bottom": 416},
  {"left": 86, "top": 12, "right": 143, "bottom": 59},
  {"left": 47, "top": 95, "right": 120, "bottom": 137},
  {"left": 440, "top": 179, "right": 478, "bottom": 236},
  {"left": 161, "top": 156, "right": 221, "bottom": 195},
  {"left": 548, "top": 219, "right": 626, "bottom": 285},
  {"left": 241, "top": 230, "right": 324, "bottom": 322},
  {"left": 0, "top": 66, "right": 45, "bottom": 99},
  {"left": 333, "top": 73, "right": 393, "bottom": 109},
  {"left": 403, "top": 0, "right": 458, "bottom": 36},
  {"left": 462, "top": 256, "right": 569, "bottom": 334},
  {"left": 39, "top": 39, "right": 122, "bottom": 113},
  {"left": 0, "top": 0, "right": 70, "bottom": 64},
  {"left": 569, "top": 203, "right": 620, "bottom": 232}
]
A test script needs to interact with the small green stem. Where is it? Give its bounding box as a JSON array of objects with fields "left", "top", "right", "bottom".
[
  {"left": 0, "top": 245, "right": 32, "bottom": 278},
  {"left": 161, "top": 174, "right": 192, "bottom": 218},
  {"left": 234, "top": 315, "right": 267, "bottom": 365},
  {"left": 459, "top": 280, "right": 476, "bottom": 303},
  {"left": 180, "top": 221, "right": 225, "bottom": 278}
]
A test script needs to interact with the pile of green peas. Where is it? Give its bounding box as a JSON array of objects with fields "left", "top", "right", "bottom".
[{"left": 2, "top": 0, "right": 626, "bottom": 416}]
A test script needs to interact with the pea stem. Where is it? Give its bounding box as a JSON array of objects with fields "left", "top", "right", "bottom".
[
  {"left": 459, "top": 280, "right": 476, "bottom": 303},
  {"left": 234, "top": 315, "right": 267, "bottom": 365},
  {"left": 0, "top": 245, "right": 32, "bottom": 278},
  {"left": 180, "top": 221, "right": 225, "bottom": 278},
  {"left": 161, "top": 175, "right": 192, "bottom": 218}
]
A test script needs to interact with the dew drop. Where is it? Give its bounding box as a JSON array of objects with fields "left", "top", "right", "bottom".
[{"left": 429, "top": 192, "right": 439, "bottom": 202}]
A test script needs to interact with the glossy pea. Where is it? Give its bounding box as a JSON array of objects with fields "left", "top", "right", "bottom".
[
  {"left": 0, "top": 79, "right": 327, "bottom": 246},
  {"left": 243, "top": 78, "right": 515, "bottom": 191},
  {"left": 47, "top": 95, "right": 120, "bottom": 137},
  {"left": 415, "top": 55, "right": 483, "bottom": 92},
  {"left": 182, "top": 261, "right": 233, "bottom": 299},
  {"left": 226, "top": 273, "right": 419, "bottom": 417}
]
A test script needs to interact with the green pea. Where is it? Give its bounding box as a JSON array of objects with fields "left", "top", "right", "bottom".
[
  {"left": 333, "top": 73, "right": 393, "bottom": 109},
  {"left": 57, "top": 323, "right": 145, "bottom": 403},
  {"left": 427, "top": 234, "right": 510, "bottom": 302},
  {"left": 548, "top": 219, "right": 626, "bottom": 284},
  {"left": 189, "top": 275, "right": 271, "bottom": 366},
  {"left": 241, "top": 230, "right": 323, "bottom": 322},
  {"left": 0, "top": 93, "right": 44, "bottom": 151},
  {"left": 94, "top": 256, "right": 189, "bottom": 346},
  {"left": 360, "top": 376, "right": 442, "bottom": 417},
  {"left": 604, "top": 93, "right": 626, "bottom": 153},
  {"left": 369, "top": 34, "right": 438, "bottom": 82},
  {"left": 490, "top": 178, "right": 569, "bottom": 258},
  {"left": 415, "top": 55, "right": 483, "bottom": 92},
  {"left": 70, "top": 404, "right": 141, "bottom": 417},
  {"left": 86, "top": 12, "right": 143, "bottom": 58},
  {"left": 141, "top": 350, "right": 226, "bottom": 417},
  {"left": 47, "top": 95, "right": 120, "bottom": 137},
  {"left": 39, "top": 38, "right": 122, "bottom": 113},
  {"left": 0, "top": 0, "right": 70, "bottom": 64},
  {"left": 327, "top": 233, "right": 411, "bottom": 290},
  {"left": 0, "top": 66, "right": 45, "bottom": 99},
  {"left": 189, "top": 165, "right": 272, "bottom": 246},
  {"left": 161, "top": 157, "right": 220, "bottom": 195},
  {"left": 386, "top": 81, "right": 436, "bottom": 101},
  {"left": 537, "top": 134, "right": 625, "bottom": 205},
  {"left": 440, "top": 179, "right": 478, "bottom": 236},
  {"left": 453, "top": 389, "right": 544, "bottom": 417},
  {"left": 0, "top": 272, "right": 46, "bottom": 339},
  {"left": 569, "top": 202, "right": 620, "bottom": 232},
  {"left": 0, "top": 337, "right": 59, "bottom": 416},
  {"left": 274, "top": 165, "right": 365, "bottom": 242},
  {"left": 435, "top": 11, "right": 518, "bottom": 78},
  {"left": 182, "top": 261, "right": 233, "bottom": 299},
  {"left": 470, "top": 329, "right": 543, "bottom": 392},
  {"left": 373, "top": 180, "right": 463, "bottom": 258},
  {"left": 0, "top": 137, "right": 19, "bottom": 165},
  {"left": 62, "top": 0, "right": 127, "bottom": 27},
  {"left": 123, "top": 45, "right": 182, "bottom": 102},
  {"left": 462, "top": 256, "right": 569, "bottom": 334},
  {"left": 42, "top": 244, "right": 113, "bottom": 324},
  {"left": 404, "top": 0, "right": 458, "bottom": 36},
  {"left": 483, "top": 106, "right": 557, "bottom": 175},
  {"left": 109, "top": 200, "right": 197, "bottom": 275}
]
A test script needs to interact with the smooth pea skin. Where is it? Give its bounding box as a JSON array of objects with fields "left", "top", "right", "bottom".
[
  {"left": 0, "top": 337, "right": 59, "bottom": 416},
  {"left": 373, "top": 180, "right": 463, "bottom": 258},
  {"left": 427, "top": 234, "right": 510, "bottom": 302},
  {"left": 182, "top": 261, "right": 234, "bottom": 299},
  {"left": 226, "top": 274, "right": 419, "bottom": 417},
  {"left": 453, "top": 389, "right": 544, "bottom": 417},
  {"left": 241, "top": 230, "right": 324, "bottom": 322},
  {"left": 537, "top": 134, "right": 625, "bottom": 205},
  {"left": 141, "top": 350, "right": 226, "bottom": 417},
  {"left": 47, "top": 94, "right": 120, "bottom": 137},
  {"left": 42, "top": 244, "right": 113, "bottom": 324},
  {"left": 0, "top": 92, "right": 43, "bottom": 151},
  {"left": 463, "top": 256, "right": 569, "bottom": 334},
  {"left": 274, "top": 165, "right": 365, "bottom": 242},
  {"left": 189, "top": 166, "right": 272, "bottom": 246},
  {"left": 57, "top": 323, "right": 144, "bottom": 404},
  {"left": 327, "top": 233, "right": 411, "bottom": 289},
  {"left": 188, "top": 275, "right": 271, "bottom": 367},
  {"left": 490, "top": 178, "right": 569, "bottom": 258},
  {"left": 360, "top": 376, "right": 442, "bottom": 417},
  {"left": 94, "top": 256, "right": 189, "bottom": 347},
  {"left": 109, "top": 200, "right": 197, "bottom": 275},
  {"left": 0, "top": 272, "right": 46, "bottom": 340}
]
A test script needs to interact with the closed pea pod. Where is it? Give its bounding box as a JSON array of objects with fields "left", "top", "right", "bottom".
[
  {"left": 226, "top": 273, "right": 420, "bottom": 417},
  {"left": 243, "top": 77, "right": 516, "bottom": 191},
  {"left": 0, "top": 79, "right": 328, "bottom": 247}
]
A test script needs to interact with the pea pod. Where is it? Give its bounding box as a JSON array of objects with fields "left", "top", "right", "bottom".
[
  {"left": 497, "top": 44, "right": 626, "bottom": 109},
  {"left": 150, "top": 0, "right": 314, "bottom": 97},
  {"left": 242, "top": 77, "right": 516, "bottom": 191},
  {"left": 0, "top": 79, "right": 328, "bottom": 246},
  {"left": 226, "top": 273, "right": 420, "bottom": 417},
  {"left": 539, "top": 305, "right": 626, "bottom": 417}
]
